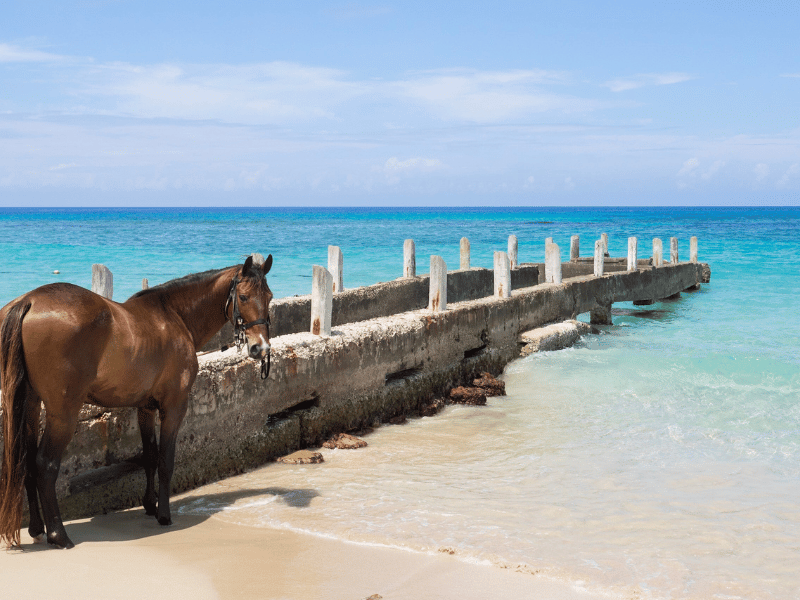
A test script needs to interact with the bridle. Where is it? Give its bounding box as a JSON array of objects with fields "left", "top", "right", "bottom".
[{"left": 224, "top": 276, "right": 271, "bottom": 379}]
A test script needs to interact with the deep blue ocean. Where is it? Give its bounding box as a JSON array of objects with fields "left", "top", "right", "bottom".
[{"left": 2, "top": 206, "right": 799, "bottom": 599}]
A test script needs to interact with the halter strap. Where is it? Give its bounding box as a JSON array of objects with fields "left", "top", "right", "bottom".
[{"left": 224, "top": 275, "right": 271, "bottom": 379}]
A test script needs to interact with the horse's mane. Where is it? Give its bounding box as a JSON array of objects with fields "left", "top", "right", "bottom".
[{"left": 128, "top": 266, "right": 237, "bottom": 301}]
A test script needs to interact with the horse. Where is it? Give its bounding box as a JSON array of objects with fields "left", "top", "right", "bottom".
[{"left": 0, "top": 254, "right": 273, "bottom": 549}]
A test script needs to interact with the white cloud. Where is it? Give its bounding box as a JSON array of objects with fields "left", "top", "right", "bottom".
[
  {"left": 754, "top": 163, "right": 769, "bottom": 181},
  {"left": 776, "top": 163, "right": 799, "bottom": 188},
  {"left": 382, "top": 156, "right": 444, "bottom": 184},
  {"left": 677, "top": 157, "right": 699, "bottom": 177},
  {"left": 779, "top": 73, "right": 800, "bottom": 78},
  {"left": 0, "top": 43, "right": 65, "bottom": 63},
  {"left": 604, "top": 72, "right": 694, "bottom": 92},
  {"left": 701, "top": 160, "right": 725, "bottom": 180}
]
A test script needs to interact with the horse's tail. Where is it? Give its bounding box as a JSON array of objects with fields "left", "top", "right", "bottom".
[{"left": 0, "top": 301, "right": 32, "bottom": 547}]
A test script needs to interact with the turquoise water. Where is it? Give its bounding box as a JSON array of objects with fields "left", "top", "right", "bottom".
[{"left": 3, "top": 206, "right": 799, "bottom": 598}]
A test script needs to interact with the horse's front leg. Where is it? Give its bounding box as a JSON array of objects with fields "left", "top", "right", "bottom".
[
  {"left": 137, "top": 407, "right": 158, "bottom": 517},
  {"left": 156, "top": 399, "right": 188, "bottom": 526}
]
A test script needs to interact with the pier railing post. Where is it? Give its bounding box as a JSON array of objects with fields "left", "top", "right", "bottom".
[
  {"left": 142, "top": 278, "right": 149, "bottom": 290},
  {"left": 460, "top": 237, "right": 470, "bottom": 270},
  {"left": 328, "top": 245, "right": 343, "bottom": 293},
  {"left": 546, "top": 242, "right": 562, "bottom": 284},
  {"left": 627, "top": 237, "right": 638, "bottom": 272},
  {"left": 92, "top": 264, "right": 113, "bottom": 300},
  {"left": 601, "top": 233, "right": 609, "bottom": 257},
  {"left": 670, "top": 237, "right": 679, "bottom": 264},
  {"left": 508, "top": 235, "right": 518, "bottom": 269},
  {"left": 690, "top": 236, "right": 698, "bottom": 263},
  {"left": 570, "top": 235, "right": 579, "bottom": 261},
  {"left": 403, "top": 239, "right": 416, "bottom": 278},
  {"left": 429, "top": 256, "right": 447, "bottom": 312},
  {"left": 494, "top": 251, "right": 511, "bottom": 298},
  {"left": 653, "top": 238, "right": 663, "bottom": 267},
  {"left": 593, "top": 240, "right": 604, "bottom": 277},
  {"left": 311, "top": 265, "right": 333, "bottom": 336}
]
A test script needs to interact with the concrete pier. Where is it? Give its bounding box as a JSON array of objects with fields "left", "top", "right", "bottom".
[
  {"left": 594, "top": 240, "right": 604, "bottom": 277},
  {"left": 328, "top": 246, "right": 344, "bottom": 293},
  {"left": 460, "top": 237, "right": 470, "bottom": 270},
  {"left": 570, "top": 235, "right": 580, "bottom": 261},
  {"left": 13, "top": 242, "right": 710, "bottom": 522},
  {"left": 653, "top": 238, "right": 664, "bottom": 267},
  {"left": 545, "top": 242, "right": 562, "bottom": 284},
  {"left": 627, "top": 237, "right": 638, "bottom": 272},
  {"left": 429, "top": 256, "right": 447, "bottom": 312},
  {"left": 691, "top": 237, "right": 698, "bottom": 263},
  {"left": 311, "top": 265, "right": 333, "bottom": 336},
  {"left": 404, "top": 239, "right": 416, "bottom": 278},
  {"left": 670, "top": 237, "right": 679, "bottom": 264},
  {"left": 494, "top": 251, "right": 511, "bottom": 298},
  {"left": 508, "top": 235, "right": 518, "bottom": 269}
]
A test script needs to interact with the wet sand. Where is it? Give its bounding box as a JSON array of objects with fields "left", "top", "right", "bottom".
[{"left": 2, "top": 481, "right": 605, "bottom": 600}]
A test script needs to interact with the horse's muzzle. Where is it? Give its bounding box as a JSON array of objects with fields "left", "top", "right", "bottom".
[{"left": 249, "top": 342, "right": 270, "bottom": 359}]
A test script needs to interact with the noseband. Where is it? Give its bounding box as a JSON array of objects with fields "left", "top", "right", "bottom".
[{"left": 224, "top": 276, "right": 271, "bottom": 379}]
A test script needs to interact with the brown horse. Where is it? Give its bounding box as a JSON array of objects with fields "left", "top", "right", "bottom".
[{"left": 0, "top": 254, "right": 273, "bottom": 549}]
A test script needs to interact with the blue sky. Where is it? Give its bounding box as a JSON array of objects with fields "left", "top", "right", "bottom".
[{"left": 1, "top": 1, "right": 798, "bottom": 206}]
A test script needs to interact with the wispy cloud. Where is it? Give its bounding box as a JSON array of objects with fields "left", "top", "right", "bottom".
[
  {"left": 603, "top": 72, "right": 694, "bottom": 92},
  {"left": 779, "top": 73, "right": 800, "bottom": 78},
  {"left": 0, "top": 43, "right": 65, "bottom": 63}
]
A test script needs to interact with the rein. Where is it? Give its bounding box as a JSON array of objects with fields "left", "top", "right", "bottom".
[{"left": 224, "top": 276, "right": 271, "bottom": 379}]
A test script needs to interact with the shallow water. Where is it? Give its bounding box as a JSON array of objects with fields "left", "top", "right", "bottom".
[{"left": 3, "top": 206, "right": 799, "bottom": 598}]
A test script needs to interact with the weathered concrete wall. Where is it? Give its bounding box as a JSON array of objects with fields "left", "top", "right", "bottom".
[
  {"left": 204, "top": 264, "right": 540, "bottom": 351},
  {"left": 14, "top": 261, "right": 706, "bottom": 521}
]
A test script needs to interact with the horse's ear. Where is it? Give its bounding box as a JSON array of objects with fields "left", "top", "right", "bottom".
[
  {"left": 242, "top": 255, "right": 254, "bottom": 276},
  {"left": 263, "top": 254, "right": 273, "bottom": 275}
]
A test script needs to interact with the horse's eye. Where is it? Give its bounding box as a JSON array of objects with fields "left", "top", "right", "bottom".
[{"left": 239, "top": 294, "right": 248, "bottom": 302}]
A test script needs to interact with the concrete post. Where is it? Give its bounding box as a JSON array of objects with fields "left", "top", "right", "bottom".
[
  {"left": 328, "top": 245, "right": 343, "bottom": 293},
  {"left": 460, "top": 237, "right": 470, "bottom": 270},
  {"left": 653, "top": 238, "right": 663, "bottom": 267},
  {"left": 508, "top": 235, "right": 518, "bottom": 269},
  {"left": 493, "top": 251, "right": 511, "bottom": 298},
  {"left": 403, "top": 239, "right": 416, "bottom": 278},
  {"left": 429, "top": 255, "right": 447, "bottom": 312},
  {"left": 593, "top": 240, "right": 604, "bottom": 277},
  {"left": 92, "top": 264, "right": 113, "bottom": 300},
  {"left": 601, "top": 233, "right": 609, "bottom": 257},
  {"left": 570, "top": 235, "right": 579, "bottom": 261},
  {"left": 690, "top": 236, "right": 698, "bottom": 263},
  {"left": 627, "top": 237, "right": 638, "bottom": 272},
  {"left": 546, "top": 243, "right": 562, "bottom": 284},
  {"left": 670, "top": 237, "right": 679, "bottom": 264},
  {"left": 142, "top": 278, "right": 149, "bottom": 290},
  {"left": 591, "top": 300, "right": 613, "bottom": 325},
  {"left": 311, "top": 265, "right": 333, "bottom": 336}
]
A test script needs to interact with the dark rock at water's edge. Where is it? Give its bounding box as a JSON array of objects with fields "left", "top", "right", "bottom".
[
  {"left": 419, "top": 397, "right": 446, "bottom": 417},
  {"left": 322, "top": 433, "right": 367, "bottom": 449},
  {"left": 472, "top": 372, "right": 506, "bottom": 396},
  {"left": 448, "top": 386, "right": 487, "bottom": 405}
]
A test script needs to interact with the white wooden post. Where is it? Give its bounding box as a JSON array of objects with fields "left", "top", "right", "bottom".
[
  {"left": 92, "top": 264, "right": 113, "bottom": 300},
  {"left": 494, "top": 251, "right": 511, "bottom": 298},
  {"left": 142, "top": 278, "right": 149, "bottom": 290},
  {"left": 653, "top": 238, "right": 663, "bottom": 267},
  {"left": 670, "top": 237, "right": 679, "bottom": 264},
  {"left": 546, "top": 242, "right": 562, "bottom": 284},
  {"left": 570, "top": 235, "right": 580, "bottom": 261},
  {"left": 690, "top": 236, "right": 698, "bottom": 263},
  {"left": 508, "top": 235, "right": 518, "bottom": 269},
  {"left": 460, "top": 237, "right": 470, "bottom": 270},
  {"left": 403, "top": 239, "right": 416, "bottom": 278},
  {"left": 429, "top": 256, "right": 447, "bottom": 312},
  {"left": 601, "top": 233, "right": 609, "bottom": 256},
  {"left": 328, "top": 245, "right": 343, "bottom": 293},
  {"left": 627, "top": 237, "right": 638, "bottom": 272},
  {"left": 594, "top": 240, "right": 604, "bottom": 277},
  {"left": 311, "top": 265, "right": 333, "bottom": 336}
]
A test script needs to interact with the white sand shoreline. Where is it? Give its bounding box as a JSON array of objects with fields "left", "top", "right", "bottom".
[{"left": 2, "top": 483, "right": 609, "bottom": 600}]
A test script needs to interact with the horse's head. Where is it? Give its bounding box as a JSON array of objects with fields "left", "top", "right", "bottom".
[{"left": 226, "top": 254, "right": 274, "bottom": 365}]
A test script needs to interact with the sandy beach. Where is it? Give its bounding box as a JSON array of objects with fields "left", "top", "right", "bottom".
[{"left": 2, "top": 476, "right": 606, "bottom": 600}]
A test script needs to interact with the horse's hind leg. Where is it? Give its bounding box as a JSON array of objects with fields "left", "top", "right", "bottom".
[
  {"left": 36, "top": 408, "right": 80, "bottom": 549},
  {"left": 23, "top": 386, "right": 44, "bottom": 542},
  {"left": 156, "top": 400, "right": 188, "bottom": 526},
  {"left": 137, "top": 407, "right": 158, "bottom": 517}
]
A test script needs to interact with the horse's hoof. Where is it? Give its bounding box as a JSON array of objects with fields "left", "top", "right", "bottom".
[
  {"left": 47, "top": 531, "right": 74, "bottom": 549},
  {"left": 32, "top": 533, "right": 47, "bottom": 544},
  {"left": 157, "top": 516, "right": 172, "bottom": 526}
]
